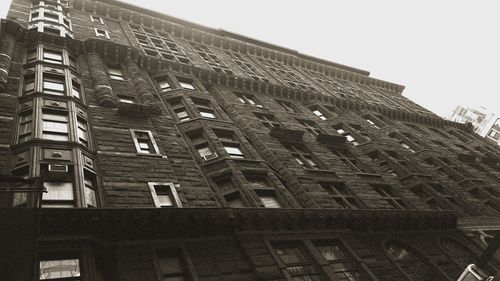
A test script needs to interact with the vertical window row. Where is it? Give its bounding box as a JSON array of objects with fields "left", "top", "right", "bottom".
[{"left": 29, "top": 0, "right": 73, "bottom": 38}]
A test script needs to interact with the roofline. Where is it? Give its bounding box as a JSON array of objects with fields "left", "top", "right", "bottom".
[{"left": 98, "top": 0, "right": 371, "bottom": 76}]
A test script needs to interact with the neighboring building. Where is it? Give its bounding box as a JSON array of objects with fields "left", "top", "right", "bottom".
[
  {"left": 450, "top": 106, "right": 500, "bottom": 146},
  {"left": 1, "top": 0, "right": 500, "bottom": 280}
]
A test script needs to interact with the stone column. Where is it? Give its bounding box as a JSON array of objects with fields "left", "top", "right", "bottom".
[
  {"left": 87, "top": 52, "right": 117, "bottom": 107},
  {"left": 0, "top": 33, "right": 16, "bottom": 92},
  {"left": 124, "top": 57, "right": 161, "bottom": 115}
]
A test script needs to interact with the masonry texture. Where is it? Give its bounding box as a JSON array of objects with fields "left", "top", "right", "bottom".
[{"left": 1, "top": 0, "right": 500, "bottom": 280}]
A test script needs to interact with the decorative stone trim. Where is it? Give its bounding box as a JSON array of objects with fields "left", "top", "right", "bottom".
[
  {"left": 0, "top": 33, "right": 15, "bottom": 92},
  {"left": 124, "top": 56, "right": 161, "bottom": 115},
  {"left": 87, "top": 52, "right": 117, "bottom": 107}
]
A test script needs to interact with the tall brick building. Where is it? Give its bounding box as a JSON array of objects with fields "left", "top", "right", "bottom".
[{"left": 1, "top": 0, "right": 500, "bottom": 280}]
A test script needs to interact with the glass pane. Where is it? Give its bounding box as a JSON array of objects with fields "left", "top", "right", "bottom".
[
  {"left": 200, "top": 110, "right": 215, "bottom": 118},
  {"left": 43, "top": 80, "right": 64, "bottom": 92},
  {"left": 44, "top": 182, "right": 74, "bottom": 200},
  {"left": 43, "top": 121, "right": 68, "bottom": 133},
  {"left": 157, "top": 194, "right": 173, "bottom": 207},
  {"left": 85, "top": 186, "right": 96, "bottom": 207},
  {"left": 224, "top": 146, "right": 243, "bottom": 157},
  {"left": 43, "top": 50, "right": 63, "bottom": 63},
  {"left": 179, "top": 81, "right": 195, "bottom": 90},
  {"left": 260, "top": 195, "right": 281, "bottom": 208},
  {"left": 159, "top": 80, "right": 170, "bottom": 90},
  {"left": 318, "top": 245, "right": 346, "bottom": 261},
  {"left": 40, "top": 259, "right": 80, "bottom": 279},
  {"left": 197, "top": 146, "right": 212, "bottom": 158},
  {"left": 43, "top": 132, "right": 68, "bottom": 141}
]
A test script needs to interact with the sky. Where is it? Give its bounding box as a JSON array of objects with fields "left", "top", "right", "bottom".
[{"left": 2, "top": 0, "right": 499, "bottom": 118}]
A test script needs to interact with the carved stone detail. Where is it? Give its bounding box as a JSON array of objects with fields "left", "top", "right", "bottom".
[
  {"left": 0, "top": 33, "right": 15, "bottom": 92},
  {"left": 124, "top": 57, "right": 161, "bottom": 115},
  {"left": 87, "top": 52, "right": 117, "bottom": 107}
]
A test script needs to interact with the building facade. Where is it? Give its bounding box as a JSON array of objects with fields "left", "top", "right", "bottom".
[
  {"left": 1, "top": 0, "right": 500, "bottom": 280},
  {"left": 449, "top": 106, "right": 500, "bottom": 147}
]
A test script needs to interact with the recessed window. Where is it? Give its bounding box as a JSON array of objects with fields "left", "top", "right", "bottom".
[
  {"left": 177, "top": 78, "right": 195, "bottom": 90},
  {"left": 26, "top": 49, "right": 37, "bottom": 64},
  {"left": 43, "top": 12, "right": 59, "bottom": 22},
  {"left": 314, "top": 240, "right": 363, "bottom": 280},
  {"left": 254, "top": 113, "right": 280, "bottom": 129},
  {"left": 43, "top": 49, "right": 63, "bottom": 64},
  {"left": 42, "top": 111, "right": 69, "bottom": 141},
  {"left": 69, "top": 56, "right": 78, "bottom": 71},
  {"left": 156, "top": 77, "right": 171, "bottom": 92},
  {"left": 148, "top": 182, "right": 182, "bottom": 208},
  {"left": 297, "top": 119, "right": 321, "bottom": 136},
  {"left": 90, "top": 15, "right": 104, "bottom": 24},
  {"left": 39, "top": 259, "right": 80, "bottom": 280},
  {"left": 215, "top": 130, "right": 245, "bottom": 158},
  {"left": 18, "top": 111, "right": 33, "bottom": 143},
  {"left": 272, "top": 242, "right": 320, "bottom": 279},
  {"left": 236, "top": 93, "right": 263, "bottom": 107},
  {"left": 94, "top": 28, "right": 110, "bottom": 39},
  {"left": 84, "top": 171, "right": 97, "bottom": 207},
  {"left": 43, "top": 181, "right": 74, "bottom": 208},
  {"left": 108, "top": 67, "right": 124, "bottom": 80},
  {"left": 192, "top": 98, "right": 216, "bottom": 119},
  {"left": 169, "top": 98, "right": 190, "bottom": 122},
  {"left": 276, "top": 100, "right": 297, "bottom": 113},
  {"left": 370, "top": 184, "right": 407, "bottom": 210},
  {"left": 320, "top": 182, "right": 361, "bottom": 209},
  {"left": 283, "top": 143, "right": 321, "bottom": 169},
  {"left": 311, "top": 107, "right": 327, "bottom": 120},
  {"left": 131, "top": 130, "right": 159, "bottom": 155},
  {"left": 77, "top": 117, "right": 88, "bottom": 147},
  {"left": 44, "top": 26, "right": 61, "bottom": 36},
  {"left": 24, "top": 74, "right": 36, "bottom": 95},
  {"left": 256, "top": 190, "right": 281, "bottom": 208},
  {"left": 43, "top": 74, "right": 65, "bottom": 96},
  {"left": 71, "top": 79, "right": 81, "bottom": 99},
  {"left": 330, "top": 146, "right": 368, "bottom": 173}
]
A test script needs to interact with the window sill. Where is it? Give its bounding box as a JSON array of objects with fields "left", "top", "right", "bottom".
[{"left": 136, "top": 152, "right": 164, "bottom": 158}]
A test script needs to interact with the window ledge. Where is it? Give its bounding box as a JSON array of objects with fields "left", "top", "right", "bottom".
[{"left": 136, "top": 152, "right": 163, "bottom": 158}]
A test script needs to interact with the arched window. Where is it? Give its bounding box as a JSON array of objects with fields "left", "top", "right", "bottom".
[{"left": 385, "top": 240, "right": 438, "bottom": 281}]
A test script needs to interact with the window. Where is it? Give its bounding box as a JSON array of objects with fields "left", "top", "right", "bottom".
[
  {"left": 364, "top": 115, "right": 387, "bottom": 129},
  {"left": 256, "top": 190, "right": 281, "bottom": 208},
  {"left": 177, "top": 78, "right": 195, "bottom": 90},
  {"left": 314, "top": 240, "right": 363, "bottom": 280},
  {"left": 385, "top": 241, "right": 436, "bottom": 281},
  {"left": 39, "top": 259, "right": 80, "bottom": 280},
  {"left": 18, "top": 111, "right": 32, "bottom": 143},
  {"left": 24, "top": 74, "right": 36, "bottom": 95},
  {"left": 320, "top": 182, "right": 361, "bottom": 209},
  {"left": 84, "top": 171, "right": 97, "bottom": 207},
  {"left": 276, "top": 99, "right": 298, "bottom": 113},
  {"left": 330, "top": 146, "right": 368, "bottom": 173},
  {"left": 108, "top": 67, "right": 124, "bottom": 80},
  {"left": 42, "top": 111, "right": 69, "bottom": 141},
  {"left": 388, "top": 132, "right": 417, "bottom": 153},
  {"left": 297, "top": 119, "right": 321, "bottom": 136},
  {"left": 173, "top": 107, "right": 190, "bottom": 122},
  {"left": 131, "top": 130, "right": 159, "bottom": 154},
  {"left": 215, "top": 130, "right": 245, "bottom": 158},
  {"left": 440, "top": 238, "right": 495, "bottom": 276},
  {"left": 370, "top": 184, "right": 407, "bottom": 209},
  {"left": 272, "top": 242, "right": 320, "bottom": 281},
  {"left": 215, "top": 178, "right": 245, "bottom": 207},
  {"left": 148, "top": 182, "right": 182, "bottom": 208},
  {"left": 283, "top": 143, "right": 321, "bottom": 169},
  {"left": 43, "top": 74, "right": 65, "bottom": 96},
  {"left": 94, "top": 28, "right": 110, "bottom": 39},
  {"left": 311, "top": 107, "right": 327, "bottom": 120},
  {"left": 90, "top": 15, "right": 103, "bottom": 24},
  {"left": 69, "top": 56, "right": 78, "bottom": 71},
  {"left": 189, "top": 130, "right": 216, "bottom": 161},
  {"left": 334, "top": 125, "right": 360, "bottom": 146},
  {"left": 71, "top": 79, "right": 81, "bottom": 99},
  {"left": 156, "top": 77, "right": 171, "bottom": 92},
  {"left": 77, "top": 118, "right": 88, "bottom": 147},
  {"left": 42, "top": 180, "right": 74, "bottom": 208},
  {"left": 254, "top": 113, "right": 280, "bottom": 129},
  {"left": 156, "top": 249, "right": 189, "bottom": 281},
  {"left": 192, "top": 98, "right": 216, "bottom": 119},
  {"left": 236, "top": 92, "right": 263, "bottom": 107},
  {"left": 43, "top": 49, "right": 63, "bottom": 64},
  {"left": 26, "top": 49, "right": 37, "bottom": 64}
]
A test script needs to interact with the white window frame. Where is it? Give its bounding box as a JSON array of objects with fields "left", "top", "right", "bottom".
[
  {"left": 94, "top": 28, "right": 110, "bottom": 39},
  {"left": 90, "top": 14, "right": 104, "bottom": 24},
  {"left": 148, "top": 182, "right": 182, "bottom": 208},
  {"left": 130, "top": 129, "right": 160, "bottom": 155}
]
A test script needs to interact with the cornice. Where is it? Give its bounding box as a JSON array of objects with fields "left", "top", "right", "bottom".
[
  {"left": 69, "top": 0, "right": 405, "bottom": 94},
  {"left": 7, "top": 21, "right": 470, "bottom": 132}
]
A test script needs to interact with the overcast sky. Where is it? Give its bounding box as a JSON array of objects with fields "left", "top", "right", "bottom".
[{"left": 2, "top": 0, "right": 499, "bottom": 117}]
